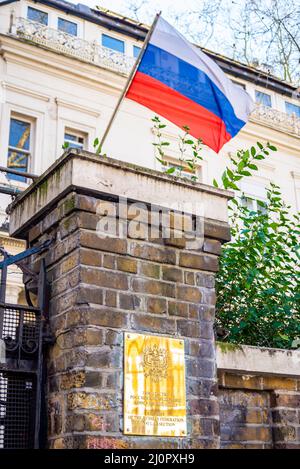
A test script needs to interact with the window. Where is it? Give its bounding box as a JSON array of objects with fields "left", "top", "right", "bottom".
[
  {"left": 232, "top": 80, "right": 246, "bottom": 90},
  {"left": 7, "top": 118, "right": 31, "bottom": 182},
  {"left": 27, "top": 6, "right": 48, "bottom": 25},
  {"left": 64, "top": 130, "right": 85, "bottom": 150},
  {"left": 285, "top": 102, "right": 300, "bottom": 118},
  {"left": 241, "top": 195, "right": 267, "bottom": 214},
  {"left": 162, "top": 160, "right": 201, "bottom": 181},
  {"left": 102, "top": 34, "right": 125, "bottom": 53},
  {"left": 133, "top": 45, "right": 141, "bottom": 58},
  {"left": 58, "top": 18, "right": 78, "bottom": 36},
  {"left": 255, "top": 90, "right": 272, "bottom": 107}
]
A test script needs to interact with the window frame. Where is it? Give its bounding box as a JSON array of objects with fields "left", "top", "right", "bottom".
[
  {"left": 285, "top": 101, "right": 300, "bottom": 118},
  {"left": 27, "top": 6, "right": 49, "bottom": 25},
  {"left": 101, "top": 33, "right": 125, "bottom": 54},
  {"left": 133, "top": 45, "right": 142, "bottom": 58},
  {"left": 64, "top": 128, "right": 87, "bottom": 150},
  {"left": 232, "top": 80, "right": 246, "bottom": 90},
  {"left": 161, "top": 156, "right": 202, "bottom": 182},
  {"left": 57, "top": 17, "right": 78, "bottom": 36},
  {"left": 7, "top": 114, "right": 35, "bottom": 183},
  {"left": 240, "top": 194, "right": 267, "bottom": 214},
  {"left": 255, "top": 90, "right": 272, "bottom": 107}
]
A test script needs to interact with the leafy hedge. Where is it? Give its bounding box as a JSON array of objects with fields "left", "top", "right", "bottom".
[
  {"left": 150, "top": 117, "right": 300, "bottom": 349},
  {"left": 215, "top": 182, "right": 300, "bottom": 349}
]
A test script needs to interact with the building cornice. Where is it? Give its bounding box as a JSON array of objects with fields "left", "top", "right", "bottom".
[
  {"left": 31, "top": 0, "right": 148, "bottom": 41},
  {"left": 16, "top": 0, "right": 299, "bottom": 97},
  {"left": 1, "top": 34, "right": 299, "bottom": 152},
  {"left": 0, "top": 233, "right": 25, "bottom": 249},
  {"left": 55, "top": 97, "right": 101, "bottom": 117},
  {"left": 1, "top": 80, "right": 51, "bottom": 101},
  {"left": 1, "top": 0, "right": 298, "bottom": 95},
  {"left": 240, "top": 123, "right": 300, "bottom": 154},
  {"left": 0, "top": 0, "right": 19, "bottom": 6},
  {"left": 0, "top": 34, "right": 125, "bottom": 93}
]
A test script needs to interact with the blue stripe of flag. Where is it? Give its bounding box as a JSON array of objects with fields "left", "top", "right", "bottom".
[{"left": 138, "top": 44, "right": 245, "bottom": 138}]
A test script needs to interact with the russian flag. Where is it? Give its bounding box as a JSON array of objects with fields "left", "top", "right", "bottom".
[{"left": 126, "top": 17, "right": 254, "bottom": 153}]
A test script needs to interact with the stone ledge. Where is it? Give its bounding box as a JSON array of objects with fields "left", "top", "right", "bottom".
[
  {"left": 216, "top": 343, "right": 300, "bottom": 378},
  {"left": 8, "top": 150, "right": 233, "bottom": 239}
]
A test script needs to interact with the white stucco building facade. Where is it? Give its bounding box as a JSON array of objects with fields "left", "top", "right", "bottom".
[{"left": 0, "top": 0, "right": 300, "bottom": 302}]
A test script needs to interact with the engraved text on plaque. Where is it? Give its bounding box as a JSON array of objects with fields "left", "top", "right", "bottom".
[{"left": 124, "top": 332, "right": 186, "bottom": 436}]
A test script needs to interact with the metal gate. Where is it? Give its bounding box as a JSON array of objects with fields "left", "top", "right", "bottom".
[{"left": 0, "top": 242, "right": 50, "bottom": 448}]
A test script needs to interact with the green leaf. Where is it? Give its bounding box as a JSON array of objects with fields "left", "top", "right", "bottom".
[
  {"left": 237, "top": 161, "right": 245, "bottom": 172},
  {"left": 248, "top": 164, "right": 258, "bottom": 171},
  {"left": 227, "top": 181, "right": 240, "bottom": 191},
  {"left": 222, "top": 171, "right": 230, "bottom": 189},
  {"left": 182, "top": 125, "right": 190, "bottom": 131},
  {"left": 278, "top": 333, "right": 289, "bottom": 341},
  {"left": 240, "top": 170, "right": 251, "bottom": 176},
  {"left": 156, "top": 157, "right": 167, "bottom": 165},
  {"left": 231, "top": 198, "right": 239, "bottom": 206},
  {"left": 257, "top": 200, "right": 266, "bottom": 207},
  {"left": 165, "top": 167, "right": 176, "bottom": 174},
  {"left": 213, "top": 178, "right": 219, "bottom": 188},
  {"left": 269, "top": 222, "right": 278, "bottom": 230},
  {"left": 227, "top": 168, "right": 234, "bottom": 180}
]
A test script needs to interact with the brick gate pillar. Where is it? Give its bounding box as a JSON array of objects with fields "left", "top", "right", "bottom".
[{"left": 8, "top": 150, "right": 232, "bottom": 449}]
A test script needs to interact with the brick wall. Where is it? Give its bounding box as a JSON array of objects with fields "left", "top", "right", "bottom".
[
  {"left": 25, "top": 190, "right": 229, "bottom": 449},
  {"left": 11, "top": 152, "right": 300, "bottom": 450},
  {"left": 218, "top": 368, "right": 300, "bottom": 449}
]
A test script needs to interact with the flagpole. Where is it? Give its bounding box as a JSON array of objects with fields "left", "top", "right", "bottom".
[{"left": 99, "top": 11, "right": 162, "bottom": 151}]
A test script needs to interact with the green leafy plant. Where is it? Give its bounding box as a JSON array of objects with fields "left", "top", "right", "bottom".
[
  {"left": 211, "top": 142, "right": 300, "bottom": 348},
  {"left": 62, "top": 142, "right": 70, "bottom": 150},
  {"left": 150, "top": 116, "right": 300, "bottom": 349},
  {"left": 212, "top": 142, "right": 276, "bottom": 191},
  {"left": 178, "top": 125, "right": 203, "bottom": 180},
  {"left": 151, "top": 116, "right": 203, "bottom": 180},
  {"left": 93, "top": 137, "right": 102, "bottom": 155},
  {"left": 151, "top": 115, "right": 170, "bottom": 170},
  {"left": 215, "top": 181, "right": 300, "bottom": 349}
]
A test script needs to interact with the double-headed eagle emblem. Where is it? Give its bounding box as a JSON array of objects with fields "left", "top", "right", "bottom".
[{"left": 142, "top": 344, "right": 168, "bottom": 382}]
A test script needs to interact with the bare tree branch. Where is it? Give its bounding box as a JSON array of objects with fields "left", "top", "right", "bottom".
[{"left": 120, "top": 0, "right": 300, "bottom": 83}]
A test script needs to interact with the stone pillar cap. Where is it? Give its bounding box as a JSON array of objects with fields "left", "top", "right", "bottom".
[{"left": 8, "top": 150, "right": 233, "bottom": 238}]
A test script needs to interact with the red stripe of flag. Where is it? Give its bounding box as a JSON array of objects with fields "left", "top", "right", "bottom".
[{"left": 126, "top": 71, "right": 232, "bottom": 152}]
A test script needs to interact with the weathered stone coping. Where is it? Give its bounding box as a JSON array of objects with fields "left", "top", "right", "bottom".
[
  {"left": 217, "top": 342, "right": 300, "bottom": 378},
  {"left": 8, "top": 149, "right": 233, "bottom": 239}
]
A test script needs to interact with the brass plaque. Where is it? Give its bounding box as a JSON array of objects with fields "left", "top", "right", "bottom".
[{"left": 124, "top": 332, "right": 186, "bottom": 436}]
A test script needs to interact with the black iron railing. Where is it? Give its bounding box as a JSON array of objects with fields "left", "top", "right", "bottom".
[
  {"left": 0, "top": 370, "right": 36, "bottom": 448},
  {"left": 0, "top": 303, "right": 43, "bottom": 449},
  {"left": 0, "top": 246, "right": 50, "bottom": 448}
]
